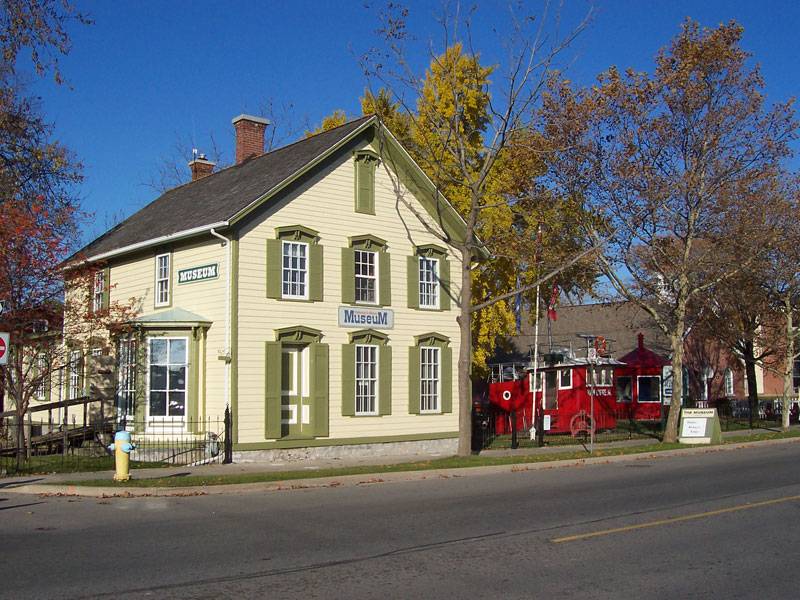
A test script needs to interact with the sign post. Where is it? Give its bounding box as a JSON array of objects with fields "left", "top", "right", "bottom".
[
  {"left": 0, "top": 332, "right": 9, "bottom": 366},
  {"left": 679, "top": 408, "right": 722, "bottom": 444}
]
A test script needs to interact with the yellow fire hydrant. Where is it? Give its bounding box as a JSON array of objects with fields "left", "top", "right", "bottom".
[{"left": 109, "top": 431, "right": 136, "bottom": 482}]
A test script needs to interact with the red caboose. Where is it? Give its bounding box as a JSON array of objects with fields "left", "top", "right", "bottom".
[
  {"left": 613, "top": 333, "right": 668, "bottom": 421},
  {"left": 489, "top": 342, "right": 625, "bottom": 437}
]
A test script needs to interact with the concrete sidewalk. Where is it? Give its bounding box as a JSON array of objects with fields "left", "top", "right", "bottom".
[{"left": 1, "top": 426, "right": 795, "bottom": 497}]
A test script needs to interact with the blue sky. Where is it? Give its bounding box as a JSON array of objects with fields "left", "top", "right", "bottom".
[{"left": 27, "top": 0, "right": 800, "bottom": 245}]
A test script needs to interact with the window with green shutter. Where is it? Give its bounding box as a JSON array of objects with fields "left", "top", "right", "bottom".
[
  {"left": 266, "top": 225, "right": 323, "bottom": 302},
  {"left": 341, "top": 329, "right": 392, "bottom": 417},
  {"left": 408, "top": 332, "right": 452, "bottom": 415},
  {"left": 407, "top": 244, "right": 451, "bottom": 311},
  {"left": 342, "top": 234, "right": 391, "bottom": 307},
  {"left": 354, "top": 150, "right": 379, "bottom": 215}
]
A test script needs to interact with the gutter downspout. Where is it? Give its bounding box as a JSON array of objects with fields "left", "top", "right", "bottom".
[{"left": 210, "top": 228, "right": 231, "bottom": 414}]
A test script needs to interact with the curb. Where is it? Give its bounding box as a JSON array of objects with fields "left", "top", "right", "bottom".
[{"left": 3, "top": 436, "right": 799, "bottom": 498}]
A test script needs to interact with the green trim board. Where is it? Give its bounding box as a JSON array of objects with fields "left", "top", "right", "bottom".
[
  {"left": 274, "top": 325, "right": 324, "bottom": 344},
  {"left": 234, "top": 430, "right": 458, "bottom": 451},
  {"left": 230, "top": 234, "right": 239, "bottom": 444}
]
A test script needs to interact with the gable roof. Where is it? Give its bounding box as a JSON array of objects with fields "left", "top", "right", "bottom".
[
  {"left": 500, "top": 301, "right": 671, "bottom": 362},
  {"left": 75, "top": 115, "right": 375, "bottom": 261}
]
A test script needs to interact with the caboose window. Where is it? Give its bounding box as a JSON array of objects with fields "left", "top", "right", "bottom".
[
  {"left": 616, "top": 376, "right": 632, "bottom": 403},
  {"left": 638, "top": 376, "right": 661, "bottom": 402},
  {"left": 558, "top": 368, "right": 572, "bottom": 389}
]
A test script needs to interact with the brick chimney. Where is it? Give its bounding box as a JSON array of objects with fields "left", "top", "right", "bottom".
[
  {"left": 232, "top": 114, "right": 269, "bottom": 164},
  {"left": 188, "top": 155, "right": 216, "bottom": 181}
]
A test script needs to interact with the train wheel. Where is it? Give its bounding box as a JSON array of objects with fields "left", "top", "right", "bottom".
[{"left": 570, "top": 411, "right": 595, "bottom": 438}]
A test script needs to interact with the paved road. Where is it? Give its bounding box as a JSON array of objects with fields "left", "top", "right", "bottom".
[{"left": 2, "top": 442, "right": 800, "bottom": 599}]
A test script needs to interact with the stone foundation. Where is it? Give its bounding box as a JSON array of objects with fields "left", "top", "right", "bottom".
[{"left": 232, "top": 437, "right": 458, "bottom": 463}]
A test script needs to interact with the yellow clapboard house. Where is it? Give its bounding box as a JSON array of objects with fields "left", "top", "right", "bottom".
[{"left": 65, "top": 114, "right": 473, "bottom": 459}]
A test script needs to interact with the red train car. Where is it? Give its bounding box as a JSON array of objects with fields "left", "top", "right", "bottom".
[
  {"left": 488, "top": 334, "right": 669, "bottom": 437},
  {"left": 489, "top": 353, "right": 624, "bottom": 436},
  {"left": 614, "top": 333, "right": 669, "bottom": 421}
]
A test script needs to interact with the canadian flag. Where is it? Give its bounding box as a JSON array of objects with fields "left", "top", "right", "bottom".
[{"left": 547, "top": 284, "right": 559, "bottom": 321}]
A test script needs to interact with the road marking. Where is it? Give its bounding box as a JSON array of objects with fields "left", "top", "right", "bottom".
[{"left": 551, "top": 494, "right": 800, "bottom": 543}]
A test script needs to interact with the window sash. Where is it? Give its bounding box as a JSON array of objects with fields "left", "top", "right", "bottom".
[
  {"left": 148, "top": 337, "right": 187, "bottom": 418},
  {"left": 724, "top": 369, "right": 734, "bottom": 396},
  {"left": 281, "top": 241, "right": 308, "bottom": 299},
  {"left": 155, "top": 254, "right": 170, "bottom": 306},
  {"left": 34, "top": 355, "right": 48, "bottom": 400},
  {"left": 93, "top": 271, "right": 105, "bottom": 312},
  {"left": 558, "top": 368, "right": 572, "bottom": 389},
  {"left": 420, "top": 346, "right": 440, "bottom": 413},
  {"left": 354, "top": 250, "right": 378, "bottom": 304},
  {"left": 117, "top": 339, "right": 137, "bottom": 419},
  {"left": 355, "top": 344, "right": 378, "bottom": 415},
  {"left": 418, "top": 257, "right": 439, "bottom": 309},
  {"left": 68, "top": 351, "right": 81, "bottom": 400},
  {"left": 637, "top": 376, "right": 661, "bottom": 403}
]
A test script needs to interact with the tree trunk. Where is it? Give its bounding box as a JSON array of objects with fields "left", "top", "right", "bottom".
[
  {"left": 14, "top": 349, "right": 26, "bottom": 469},
  {"left": 743, "top": 339, "right": 759, "bottom": 428},
  {"left": 457, "top": 245, "right": 474, "bottom": 456},
  {"left": 663, "top": 331, "right": 684, "bottom": 443},
  {"left": 782, "top": 297, "right": 794, "bottom": 432}
]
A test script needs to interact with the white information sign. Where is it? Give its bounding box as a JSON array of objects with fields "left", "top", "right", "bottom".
[
  {"left": 678, "top": 408, "right": 721, "bottom": 444},
  {"left": 338, "top": 306, "right": 394, "bottom": 329},
  {"left": 543, "top": 415, "right": 552, "bottom": 431},
  {"left": 662, "top": 365, "right": 673, "bottom": 399},
  {"left": 0, "top": 332, "right": 8, "bottom": 366},
  {"left": 681, "top": 418, "right": 706, "bottom": 437}
]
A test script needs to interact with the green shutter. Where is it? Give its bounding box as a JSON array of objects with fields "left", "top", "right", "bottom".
[
  {"left": 102, "top": 267, "right": 110, "bottom": 309},
  {"left": 266, "top": 239, "right": 282, "bottom": 299},
  {"left": 309, "top": 243, "right": 324, "bottom": 302},
  {"left": 379, "top": 251, "right": 391, "bottom": 307},
  {"left": 408, "top": 346, "right": 420, "bottom": 414},
  {"left": 264, "top": 341, "right": 282, "bottom": 438},
  {"left": 439, "top": 258, "right": 451, "bottom": 311},
  {"left": 407, "top": 255, "right": 419, "bottom": 309},
  {"left": 311, "top": 343, "right": 329, "bottom": 437},
  {"left": 355, "top": 159, "right": 375, "bottom": 215},
  {"left": 341, "top": 343, "right": 356, "bottom": 416},
  {"left": 379, "top": 345, "right": 392, "bottom": 415},
  {"left": 341, "top": 247, "right": 355, "bottom": 304},
  {"left": 441, "top": 346, "right": 453, "bottom": 413}
]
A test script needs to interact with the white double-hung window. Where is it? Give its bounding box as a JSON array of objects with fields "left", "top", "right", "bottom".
[
  {"left": 419, "top": 257, "right": 439, "bottom": 309},
  {"left": 355, "top": 344, "right": 378, "bottom": 415},
  {"left": 355, "top": 250, "right": 378, "bottom": 304},
  {"left": 68, "top": 350, "right": 81, "bottom": 400},
  {"left": 155, "top": 253, "right": 171, "bottom": 307},
  {"left": 282, "top": 241, "right": 308, "bottom": 299},
  {"left": 93, "top": 271, "right": 105, "bottom": 312},
  {"left": 420, "top": 346, "right": 440, "bottom": 412},
  {"left": 148, "top": 337, "right": 187, "bottom": 419}
]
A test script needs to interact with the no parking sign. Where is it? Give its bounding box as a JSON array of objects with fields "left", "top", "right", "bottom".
[{"left": 0, "top": 332, "right": 8, "bottom": 365}]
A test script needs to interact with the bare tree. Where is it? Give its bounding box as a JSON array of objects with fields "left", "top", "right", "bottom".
[
  {"left": 362, "top": 1, "right": 593, "bottom": 455},
  {"left": 543, "top": 20, "right": 796, "bottom": 441}
]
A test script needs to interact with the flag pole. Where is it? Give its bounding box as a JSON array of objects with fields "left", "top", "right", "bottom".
[{"left": 531, "top": 284, "right": 541, "bottom": 442}]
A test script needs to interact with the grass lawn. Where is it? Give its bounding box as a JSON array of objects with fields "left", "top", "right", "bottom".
[
  {"left": 57, "top": 428, "right": 800, "bottom": 488},
  {"left": 0, "top": 454, "right": 167, "bottom": 476}
]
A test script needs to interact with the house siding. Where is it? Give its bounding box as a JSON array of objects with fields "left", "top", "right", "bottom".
[{"left": 236, "top": 139, "right": 461, "bottom": 444}]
